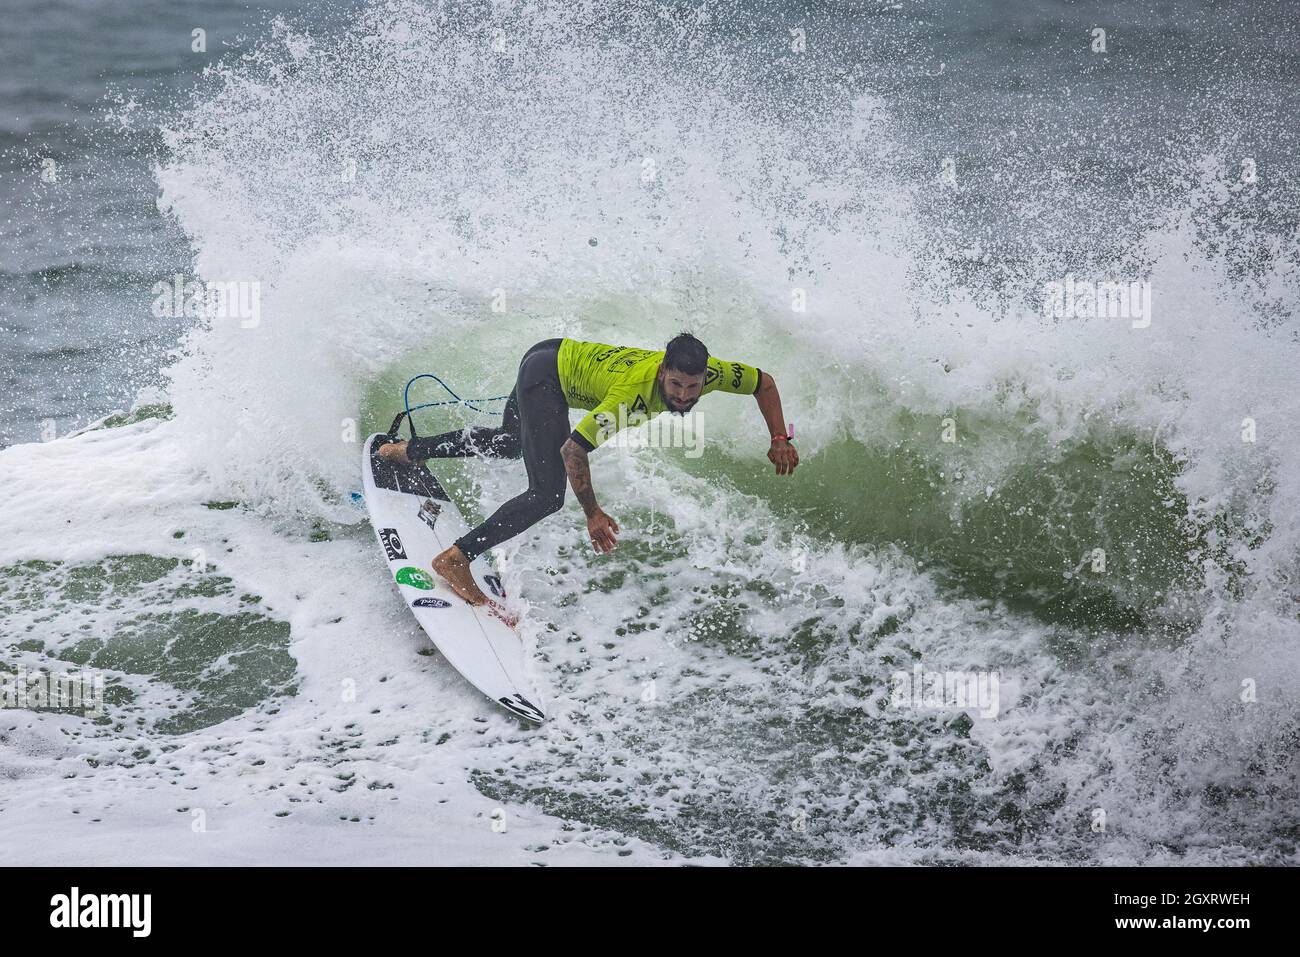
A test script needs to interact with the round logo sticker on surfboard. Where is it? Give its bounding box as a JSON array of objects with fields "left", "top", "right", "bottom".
[{"left": 395, "top": 566, "right": 435, "bottom": 590}]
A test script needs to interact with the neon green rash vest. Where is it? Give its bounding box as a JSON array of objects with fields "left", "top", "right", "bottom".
[{"left": 556, "top": 338, "right": 762, "bottom": 450}]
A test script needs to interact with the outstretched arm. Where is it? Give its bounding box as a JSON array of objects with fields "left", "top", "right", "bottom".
[
  {"left": 755, "top": 371, "right": 798, "bottom": 475},
  {"left": 561, "top": 437, "right": 620, "bottom": 552},
  {"left": 561, "top": 437, "right": 601, "bottom": 516}
]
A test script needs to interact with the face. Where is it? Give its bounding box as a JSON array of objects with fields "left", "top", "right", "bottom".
[{"left": 658, "top": 365, "right": 705, "bottom": 414}]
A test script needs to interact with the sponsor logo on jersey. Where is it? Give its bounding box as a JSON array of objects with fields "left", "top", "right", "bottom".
[
  {"left": 412, "top": 597, "right": 451, "bottom": 608},
  {"left": 629, "top": 394, "right": 649, "bottom": 417},
  {"left": 418, "top": 498, "right": 441, "bottom": 531},
  {"left": 395, "top": 566, "right": 434, "bottom": 589},
  {"left": 705, "top": 364, "right": 720, "bottom": 387},
  {"left": 614, "top": 350, "right": 650, "bottom": 370},
  {"left": 380, "top": 527, "right": 407, "bottom": 561},
  {"left": 730, "top": 362, "right": 743, "bottom": 388}
]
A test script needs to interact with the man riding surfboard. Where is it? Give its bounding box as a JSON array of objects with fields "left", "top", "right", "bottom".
[{"left": 378, "top": 332, "right": 798, "bottom": 606}]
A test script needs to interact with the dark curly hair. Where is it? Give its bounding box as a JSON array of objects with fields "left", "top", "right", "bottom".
[{"left": 663, "top": 331, "right": 709, "bottom": 376}]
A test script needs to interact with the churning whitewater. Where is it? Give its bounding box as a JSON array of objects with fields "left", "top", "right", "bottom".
[{"left": 2, "top": 0, "right": 1298, "bottom": 864}]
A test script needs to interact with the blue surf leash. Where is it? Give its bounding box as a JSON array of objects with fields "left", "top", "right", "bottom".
[{"left": 386, "top": 373, "right": 509, "bottom": 440}]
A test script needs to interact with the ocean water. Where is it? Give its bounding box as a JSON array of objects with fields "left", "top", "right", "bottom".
[{"left": 2, "top": 0, "right": 1298, "bottom": 864}]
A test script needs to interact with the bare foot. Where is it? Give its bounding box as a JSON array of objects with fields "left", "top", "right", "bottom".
[
  {"left": 377, "top": 440, "right": 412, "bottom": 466},
  {"left": 432, "top": 545, "right": 490, "bottom": 606}
]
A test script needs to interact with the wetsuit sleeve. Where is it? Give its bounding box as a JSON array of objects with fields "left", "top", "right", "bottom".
[{"left": 706, "top": 357, "right": 761, "bottom": 396}]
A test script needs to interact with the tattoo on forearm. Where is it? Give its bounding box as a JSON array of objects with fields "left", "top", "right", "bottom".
[{"left": 562, "top": 441, "right": 599, "bottom": 514}]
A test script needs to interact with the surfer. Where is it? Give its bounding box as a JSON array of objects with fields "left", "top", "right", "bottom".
[{"left": 378, "top": 333, "right": 798, "bottom": 606}]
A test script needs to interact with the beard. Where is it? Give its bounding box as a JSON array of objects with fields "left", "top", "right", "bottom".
[{"left": 657, "top": 379, "right": 696, "bottom": 414}]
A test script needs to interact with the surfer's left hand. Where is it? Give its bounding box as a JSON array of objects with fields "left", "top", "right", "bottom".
[
  {"left": 587, "top": 509, "right": 620, "bottom": 554},
  {"left": 767, "top": 438, "right": 799, "bottom": 475},
  {"left": 378, "top": 440, "right": 412, "bottom": 466}
]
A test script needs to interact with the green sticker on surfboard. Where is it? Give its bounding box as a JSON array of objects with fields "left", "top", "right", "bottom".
[{"left": 394, "top": 566, "right": 434, "bottom": 590}]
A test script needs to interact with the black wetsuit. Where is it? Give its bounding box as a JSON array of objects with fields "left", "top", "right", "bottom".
[{"left": 404, "top": 338, "right": 568, "bottom": 562}]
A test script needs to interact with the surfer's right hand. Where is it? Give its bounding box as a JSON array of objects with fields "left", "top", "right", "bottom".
[
  {"left": 587, "top": 510, "right": 620, "bottom": 554},
  {"left": 378, "top": 440, "right": 412, "bottom": 466}
]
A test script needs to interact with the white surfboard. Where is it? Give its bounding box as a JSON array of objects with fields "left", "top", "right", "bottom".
[{"left": 361, "top": 432, "right": 545, "bottom": 723}]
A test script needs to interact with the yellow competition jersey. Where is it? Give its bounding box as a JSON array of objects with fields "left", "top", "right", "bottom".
[{"left": 556, "top": 338, "right": 762, "bottom": 450}]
